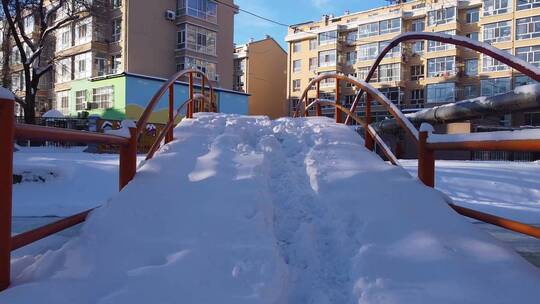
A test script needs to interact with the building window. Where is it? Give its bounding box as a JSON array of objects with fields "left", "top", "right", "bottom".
[
  {"left": 309, "top": 39, "right": 317, "bottom": 50},
  {"left": 293, "top": 59, "right": 301, "bottom": 73},
  {"left": 111, "top": 54, "right": 121, "bottom": 74},
  {"left": 56, "top": 26, "right": 71, "bottom": 51},
  {"left": 293, "top": 42, "right": 301, "bottom": 53},
  {"left": 74, "top": 18, "right": 92, "bottom": 45},
  {"left": 410, "top": 65, "right": 424, "bottom": 80},
  {"left": 379, "top": 41, "right": 401, "bottom": 58},
  {"left": 515, "top": 75, "right": 537, "bottom": 87},
  {"left": 112, "top": 0, "right": 122, "bottom": 8},
  {"left": 112, "top": 18, "right": 121, "bottom": 42},
  {"left": 411, "top": 41, "right": 424, "bottom": 55},
  {"left": 23, "top": 16, "right": 34, "bottom": 34},
  {"left": 346, "top": 31, "right": 357, "bottom": 44},
  {"left": 379, "top": 18, "right": 401, "bottom": 35},
  {"left": 358, "top": 66, "right": 377, "bottom": 82},
  {"left": 292, "top": 79, "right": 301, "bottom": 92},
  {"left": 463, "top": 85, "right": 479, "bottom": 99},
  {"left": 379, "top": 63, "right": 401, "bottom": 82},
  {"left": 427, "top": 56, "right": 456, "bottom": 78},
  {"left": 359, "top": 42, "right": 378, "bottom": 61},
  {"left": 411, "top": 19, "right": 425, "bottom": 32},
  {"left": 346, "top": 51, "right": 357, "bottom": 65},
  {"left": 178, "top": 0, "right": 218, "bottom": 23},
  {"left": 177, "top": 23, "right": 217, "bottom": 55},
  {"left": 517, "top": 0, "right": 540, "bottom": 10},
  {"left": 318, "top": 50, "right": 336, "bottom": 67},
  {"left": 318, "top": 31, "right": 337, "bottom": 46},
  {"left": 11, "top": 46, "right": 21, "bottom": 65},
  {"left": 466, "top": 32, "right": 479, "bottom": 41},
  {"left": 516, "top": 45, "right": 540, "bottom": 67},
  {"left": 481, "top": 77, "right": 511, "bottom": 96},
  {"left": 466, "top": 8, "right": 480, "bottom": 23},
  {"left": 482, "top": 51, "right": 510, "bottom": 72},
  {"left": 309, "top": 57, "right": 317, "bottom": 71},
  {"left": 11, "top": 72, "right": 22, "bottom": 92},
  {"left": 379, "top": 87, "right": 401, "bottom": 105},
  {"left": 516, "top": 16, "right": 540, "bottom": 40},
  {"left": 74, "top": 52, "right": 92, "bottom": 80},
  {"left": 55, "top": 90, "right": 70, "bottom": 115},
  {"left": 56, "top": 57, "right": 72, "bottom": 83},
  {"left": 483, "top": 0, "right": 511, "bottom": 16},
  {"left": 318, "top": 71, "right": 336, "bottom": 87},
  {"left": 427, "top": 82, "right": 455, "bottom": 103},
  {"left": 358, "top": 22, "right": 379, "bottom": 38},
  {"left": 465, "top": 58, "right": 479, "bottom": 76},
  {"left": 177, "top": 56, "right": 217, "bottom": 80},
  {"left": 75, "top": 90, "right": 87, "bottom": 111},
  {"left": 96, "top": 57, "right": 107, "bottom": 76},
  {"left": 427, "top": 6, "right": 456, "bottom": 26},
  {"left": 427, "top": 30, "right": 455, "bottom": 51},
  {"left": 483, "top": 21, "right": 511, "bottom": 43},
  {"left": 93, "top": 86, "right": 114, "bottom": 109},
  {"left": 410, "top": 89, "right": 424, "bottom": 105}
]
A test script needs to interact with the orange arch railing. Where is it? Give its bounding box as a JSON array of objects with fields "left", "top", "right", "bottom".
[
  {"left": 294, "top": 73, "right": 540, "bottom": 240},
  {"left": 0, "top": 69, "right": 218, "bottom": 291},
  {"left": 345, "top": 32, "right": 540, "bottom": 125}
]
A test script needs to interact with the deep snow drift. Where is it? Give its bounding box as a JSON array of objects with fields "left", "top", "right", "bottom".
[{"left": 3, "top": 114, "right": 540, "bottom": 303}]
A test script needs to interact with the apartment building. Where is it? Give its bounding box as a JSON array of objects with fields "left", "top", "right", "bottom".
[
  {"left": 2, "top": 0, "right": 239, "bottom": 120},
  {"left": 233, "top": 36, "right": 288, "bottom": 119},
  {"left": 285, "top": 0, "right": 540, "bottom": 127}
]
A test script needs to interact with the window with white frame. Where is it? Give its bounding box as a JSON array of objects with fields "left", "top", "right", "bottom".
[
  {"left": 517, "top": 0, "right": 540, "bottom": 10},
  {"left": 56, "top": 26, "right": 71, "bottom": 51},
  {"left": 379, "top": 41, "right": 401, "bottom": 58},
  {"left": 358, "top": 22, "right": 379, "bottom": 38},
  {"left": 427, "top": 30, "right": 455, "bottom": 51},
  {"left": 466, "top": 32, "right": 479, "bottom": 41},
  {"left": 483, "top": 20, "right": 511, "bottom": 43},
  {"left": 410, "top": 89, "right": 424, "bottom": 105},
  {"left": 318, "top": 71, "right": 336, "bottom": 87},
  {"left": 75, "top": 90, "right": 87, "bottom": 111},
  {"left": 427, "top": 82, "right": 455, "bottom": 103},
  {"left": 346, "top": 51, "right": 357, "bottom": 65},
  {"left": 292, "top": 79, "right": 301, "bottom": 91},
  {"left": 483, "top": 0, "right": 511, "bottom": 16},
  {"left": 56, "top": 58, "right": 71, "bottom": 83},
  {"left": 482, "top": 50, "right": 510, "bottom": 71},
  {"left": 93, "top": 86, "right": 114, "bottom": 109},
  {"left": 379, "top": 18, "right": 401, "bottom": 35},
  {"left": 318, "top": 31, "right": 337, "bottom": 46},
  {"left": 111, "top": 54, "right": 121, "bottom": 74},
  {"left": 346, "top": 31, "right": 357, "bottom": 44},
  {"left": 309, "top": 57, "right": 317, "bottom": 71},
  {"left": 466, "top": 8, "right": 479, "bottom": 23},
  {"left": 177, "top": 24, "right": 217, "bottom": 55},
  {"left": 318, "top": 50, "right": 336, "bottom": 67},
  {"left": 411, "top": 41, "right": 424, "bottom": 55},
  {"left": 465, "top": 58, "right": 478, "bottom": 76},
  {"left": 309, "top": 39, "right": 317, "bottom": 50},
  {"left": 481, "top": 77, "right": 511, "bottom": 96},
  {"left": 379, "top": 87, "right": 401, "bottom": 105},
  {"left": 293, "top": 59, "right": 302, "bottom": 73},
  {"left": 516, "top": 45, "right": 540, "bottom": 67},
  {"left": 463, "top": 85, "right": 479, "bottom": 99},
  {"left": 74, "top": 18, "right": 92, "bottom": 45},
  {"left": 359, "top": 42, "right": 378, "bottom": 61},
  {"left": 178, "top": 0, "right": 218, "bottom": 23},
  {"left": 427, "top": 56, "right": 455, "bottom": 77},
  {"left": 177, "top": 56, "right": 216, "bottom": 80},
  {"left": 293, "top": 42, "right": 301, "bottom": 53},
  {"left": 516, "top": 16, "right": 540, "bottom": 40},
  {"left": 411, "top": 65, "right": 424, "bottom": 80},
  {"left": 411, "top": 19, "right": 425, "bottom": 32},
  {"left": 358, "top": 66, "right": 377, "bottom": 82},
  {"left": 427, "top": 6, "right": 456, "bottom": 26},
  {"left": 74, "top": 52, "right": 92, "bottom": 79},
  {"left": 56, "top": 90, "right": 70, "bottom": 115},
  {"left": 112, "top": 18, "right": 121, "bottom": 42},
  {"left": 95, "top": 57, "right": 107, "bottom": 76},
  {"left": 378, "top": 63, "right": 401, "bottom": 82}
]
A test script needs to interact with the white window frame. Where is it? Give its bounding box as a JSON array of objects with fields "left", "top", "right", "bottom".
[
  {"left": 318, "top": 50, "right": 336, "bottom": 67},
  {"left": 318, "top": 31, "right": 337, "bottom": 46},
  {"left": 92, "top": 86, "right": 114, "bottom": 109},
  {"left": 465, "top": 58, "right": 479, "bottom": 76},
  {"left": 481, "top": 77, "right": 511, "bottom": 96},
  {"left": 517, "top": 0, "right": 540, "bottom": 10},
  {"left": 74, "top": 52, "right": 92, "bottom": 80},
  {"left": 427, "top": 6, "right": 456, "bottom": 26},
  {"left": 293, "top": 59, "right": 302, "bottom": 73},
  {"left": 427, "top": 82, "right": 456, "bottom": 103},
  {"left": 466, "top": 8, "right": 480, "bottom": 23},
  {"left": 427, "top": 30, "right": 455, "bottom": 51},
  {"left": 483, "top": 20, "right": 511, "bottom": 43},
  {"left": 483, "top": 0, "right": 512, "bottom": 16},
  {"left": 516, "top": 16, "right": 540, "bottom": 40},
  {"left": 427, "top": 56, "right": 456, "bottom": 77},
  {"left": 482, "top": 50, "right": 510, "bottom": 72},
  {"left": 516, "top": 45, "right": 540, "bottom": 67}
]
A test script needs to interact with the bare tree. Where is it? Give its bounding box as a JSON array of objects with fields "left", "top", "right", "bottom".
[
  {"left": 0, "top": 19, "right": 12, "bottom": 90},
  {"left": 1, "top": 0, "right": 105, "bottom": 124}
]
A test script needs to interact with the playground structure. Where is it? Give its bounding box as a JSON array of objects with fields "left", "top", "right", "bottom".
[{"left": 1, "top": 34, "right": 540, "bottom": 292}]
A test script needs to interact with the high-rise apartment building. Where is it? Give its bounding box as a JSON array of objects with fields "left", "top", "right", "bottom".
[
  {"left": 2, "top": 0, "right": 239, "bottom": 119},
  {"left": 233, "top": 36, "right": 288, "bottom": 119},
  {"left": 286, "top": 0, "right": 540, "bottom": 127}
]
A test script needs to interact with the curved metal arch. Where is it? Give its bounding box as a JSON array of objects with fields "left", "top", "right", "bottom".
[
  {"left": 295, "top": 73, "right": 419, "bottom": 142},
  {"left": 136, "top": 69, "right": 217, "bottom": 136},
  {"left": 345, "top": 32, "right": 540, "bottom": 124}
]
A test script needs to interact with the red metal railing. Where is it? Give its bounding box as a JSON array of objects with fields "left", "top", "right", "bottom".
[
  {"left": 294, "top": 73, "right": 540, "bottom": 241},
  {"left": 0, "top": 70, "right": 216, "bottom": 291}
]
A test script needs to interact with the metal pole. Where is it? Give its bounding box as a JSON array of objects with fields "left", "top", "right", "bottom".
[
  {"left": 166, "top": 86, "right": 174, "bottom": 144},
  {"left": 0, "top": 96, "right": 14, "bottom": 291},
  {"left": 119, "top": 127, "right": 138, "bottom": 190},
  {"left": 365, "top": 94, "right": 375, "bottom": 151},
  {"left": 418, "top": 131, "right": 435, "bottom": 187}
]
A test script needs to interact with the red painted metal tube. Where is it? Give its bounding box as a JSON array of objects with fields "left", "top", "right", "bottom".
[
  {"left": 365, "top": 94, "right": 375, "bottom": 151},
  {"left": 0, "top": 98, "right": 14, "bottom": 291},
  {"left": 11, "top": 209, "right": 93, "bottom": 251},
  {"left": 335, "top": 79, "right": 341, "bottom": 124},
  {"left": 119, "top": 128, "right": 138, "bottom": 190},
  {"left": 15, "top": 124, "right": 129, "bottom": 145},
  {"left": 418, "top": 131, "right": 435, "bottom": 188},
  {"left": 427, "top": 139, "right": 540, "bottom": 152},
  {"left": 449, "top": 204, "right": 540, "bottom": 239},
  {"left": 166, "top": 86, "right": 174, "bottom": 144}
]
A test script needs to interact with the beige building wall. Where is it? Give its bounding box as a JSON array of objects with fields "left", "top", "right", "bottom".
[{"left": 234, "top": 37, "right": 287, "bottom": 119}]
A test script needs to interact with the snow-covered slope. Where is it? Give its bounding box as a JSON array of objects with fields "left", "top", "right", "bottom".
[{"left": 3, "top": 114, "right": 540, "bottom": 303}]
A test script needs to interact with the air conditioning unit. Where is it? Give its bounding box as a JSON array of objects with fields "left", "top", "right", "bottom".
[
  {"left": 164, "top": 10, "right": 176, "bottom": 21},
  {"left": 87, "top": 102, "right": 99, "bottom": 110}
]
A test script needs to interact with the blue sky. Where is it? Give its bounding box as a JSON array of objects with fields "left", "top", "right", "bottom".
[{"left": 234, "top": 0, "right": 389, "bottom": 49}]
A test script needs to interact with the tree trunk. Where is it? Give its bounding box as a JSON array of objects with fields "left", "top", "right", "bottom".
[{"left": 23, "top": 94, "right": 36, "bottom": 125}]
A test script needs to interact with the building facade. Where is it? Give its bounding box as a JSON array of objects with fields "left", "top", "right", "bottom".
[
  {"left": 233, "top": 36, "right": 288, "bottom": 119},
  {"left": 285, "top": 0, "right": 540, "bottom": 127},
  {"left": 2, "top": 0, "right": 238, "bottom": 120}
]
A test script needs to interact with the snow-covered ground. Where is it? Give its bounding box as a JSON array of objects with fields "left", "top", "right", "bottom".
[
  {"left": 3, "top": 113, "right": 540, "bottom": 303},
  {"left": 401, "top": 160, "right": 540, "bottom": 223}
]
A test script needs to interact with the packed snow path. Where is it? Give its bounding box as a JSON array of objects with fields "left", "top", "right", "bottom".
[{"left": 3, "top": 114, "right": 540, "bottom": 303}]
